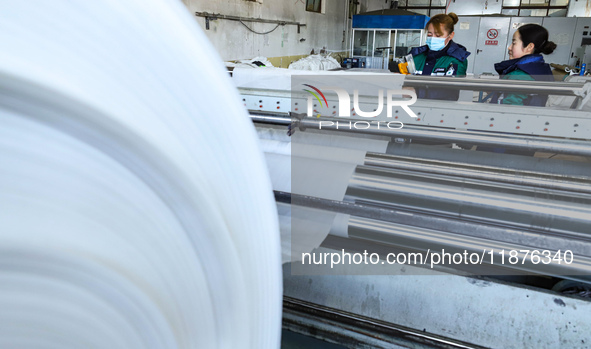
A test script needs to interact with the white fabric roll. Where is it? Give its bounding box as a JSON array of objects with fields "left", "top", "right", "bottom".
[{"left": 0, "top": 1, "right": 281, "bottom": 348}]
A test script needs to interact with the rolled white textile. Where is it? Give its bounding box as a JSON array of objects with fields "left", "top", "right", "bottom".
[{"left": 0, "top": 1, "right": 281, "bottom": 349}]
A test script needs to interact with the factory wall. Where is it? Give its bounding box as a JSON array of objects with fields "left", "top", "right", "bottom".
[
  {"left": 363, "top": 0, "right": 396, "bottom": 12},
  {"left": 182, "top": 0, "right": 349, "bottom": 66},
  {"left": 568, "top": 0, "right": 591, "bottom": 17},
  {"left": 361, "top": 0, "right": 502, "bottom": 15},
  {"left": 182, "top": 0, "right": 591, "bottom": 65},
  {"left": 363, "top": 0, "right": 590, "bottom": 17},
  {"left": 446, "top": 0, "right": 502, "bottom": 15}
]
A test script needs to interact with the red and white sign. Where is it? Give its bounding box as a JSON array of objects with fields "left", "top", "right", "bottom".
[
  {"left": 487, "top": 29, "right": 499, "bottom": 39},
  {"left": 485, "top": 29, "right": 499, "bottom": 45}
]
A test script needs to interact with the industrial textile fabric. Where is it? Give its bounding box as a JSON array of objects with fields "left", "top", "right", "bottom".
[
  {"left": 256, "top": 125, "right": 389, "bottom": 263},
  {"left": 0, "top": 1, "right": 281, "bottom": 349}
]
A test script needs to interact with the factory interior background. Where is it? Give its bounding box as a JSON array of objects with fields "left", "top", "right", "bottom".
[{"left": 1, "top": 0, "right": 591, "bottom": 348}]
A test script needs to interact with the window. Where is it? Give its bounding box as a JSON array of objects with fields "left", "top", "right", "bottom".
[
  {"left": 502, "top": 0, "right": 569, "bottom": 16},
  {"left": 396, "top": 0, "right": 447, "bottom": 17},
  {"left": 306, "top": 0, "right": 322, "bottom": 13}
]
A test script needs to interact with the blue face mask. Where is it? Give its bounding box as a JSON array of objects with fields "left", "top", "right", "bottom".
[{"left": 426, "top": 36, "right": 447, "bottom": 51}]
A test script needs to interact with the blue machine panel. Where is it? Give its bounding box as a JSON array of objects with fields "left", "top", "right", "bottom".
[{"left": 352, "top": 14, "right": 429, "bottom": 29}]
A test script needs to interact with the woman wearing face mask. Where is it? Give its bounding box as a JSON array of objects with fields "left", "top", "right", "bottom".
[
  {"left": 409, "top": 12, "right": 470, "bottom": 101},
  {"left": 490, "top": 23, "right": 556, "bottom": 106}
]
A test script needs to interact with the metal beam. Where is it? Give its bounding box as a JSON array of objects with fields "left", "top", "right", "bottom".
[
  {"left": 296, "top": 117, "right": 591, "bottom": 157},
  {"left": 195, "top": 12, "right": 306, "bottom": 32},
  {"left": 403, "top": 75, "right": 587, "bottom": 96}
]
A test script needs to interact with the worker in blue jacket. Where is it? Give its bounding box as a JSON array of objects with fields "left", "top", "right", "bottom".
[{"left": 489, "top": 23, "right": 556, "bottom": 106}]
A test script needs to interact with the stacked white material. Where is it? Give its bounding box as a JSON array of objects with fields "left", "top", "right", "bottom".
[
  {"left": 288, "top": 54, "right": 341, "bottom": 71},
  {"left": 226, "top": 56, "right": 274, "bottom": 69},
  {"left": 0, "top": 1, "right": 281, "bottom": 349},
  {"left": 547, "top": 75, "right": 591, "bottom": 110}
]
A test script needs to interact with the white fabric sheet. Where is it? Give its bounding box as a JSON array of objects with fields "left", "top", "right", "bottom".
[{"left": 256, "top": 126, "right": 388, "bottom": 262}]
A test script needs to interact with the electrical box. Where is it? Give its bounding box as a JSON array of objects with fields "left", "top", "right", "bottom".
[
  {"left": 454, "top": 16, "right": 482, "bottom": 75},
  {"left": 569, "top": 18, "right": 591, "bottom": 67},
  {"left": 473, "top": 17, "right": 511, "bottom": 75},
  {"left": 456, "top": 16, "right": 583, "bottom": 75},
  {"left": 542, "top": 17, "right": 577, "bottom": 66},
  {"left": 342, "top": 57, "right": 361, "bottom": 68}
]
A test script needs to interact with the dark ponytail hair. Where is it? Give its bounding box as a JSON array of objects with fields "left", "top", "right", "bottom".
[{"left": 517, "top": 23, "right": 557, "bottom": 55}]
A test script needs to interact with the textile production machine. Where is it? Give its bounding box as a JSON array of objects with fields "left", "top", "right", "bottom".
[{"left": 235, "top": 70, "right": 591, "bottom": 348}]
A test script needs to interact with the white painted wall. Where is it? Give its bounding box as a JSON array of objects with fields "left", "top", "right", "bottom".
[
  {"left": 362, "top": 0, "right": 503, "bottom": 16},
  {"left": 568, "top": 0, "right": 591, "bottom": 17},
  {"left": 363, "top": 0, "right": 394, "bottom": 12},
  {"left": 447, "top": 0, "right": 502, "bottom": 15},
  {"left": 182, "top": 0, "right": 349, "bottom": 61},
  {"left": 363, "top": 0, "right": 589, "bottom": 17}
]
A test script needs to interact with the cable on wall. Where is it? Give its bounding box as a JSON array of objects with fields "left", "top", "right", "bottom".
[
  {"left": 239, "top": 19, "right": 281, "bottom": 35},
  {"left": 195, "top": 12, "right": 306, "bottom": 33}
]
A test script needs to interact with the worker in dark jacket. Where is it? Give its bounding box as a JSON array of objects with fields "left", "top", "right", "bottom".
[
  {"left": 490, "top": 23, "right": 556, "bottom": 106},
  {"left": 406, "top": 12, "right": 470, "bottom": 101},
  {"left": 389, "top": 12, "right": 470, "bottom": 146},
  {"left": 478, "top": 24, "right": 557, "bottom": 155}
]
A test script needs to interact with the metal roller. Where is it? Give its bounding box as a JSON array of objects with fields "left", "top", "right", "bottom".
[
  {"left": 363, "top": 153, "right": 591, "bottom": 195},
  {"left": 345, "top": 164, "right": 591, "bottom": 239}
]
